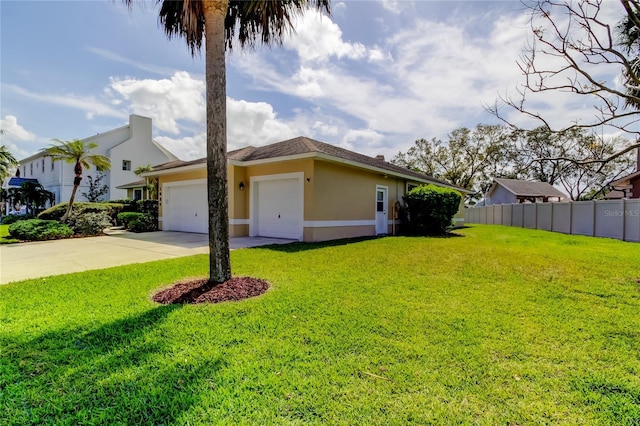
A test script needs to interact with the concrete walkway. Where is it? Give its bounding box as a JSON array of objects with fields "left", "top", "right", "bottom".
[{"left": 0, "top": 231, "right": 295, "bottom": 284}]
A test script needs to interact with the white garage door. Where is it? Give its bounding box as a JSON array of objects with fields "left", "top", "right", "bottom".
[
  {"left": 256, "top": 178, "right": 302, "bottom": 239},
  {"left": 165, "top": 182, "right": 207, "bottom": 233}
]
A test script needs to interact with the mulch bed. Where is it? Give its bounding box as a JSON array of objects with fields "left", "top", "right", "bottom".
[{"left": 152, "top": 276, "right": 270, "bottom": 304}]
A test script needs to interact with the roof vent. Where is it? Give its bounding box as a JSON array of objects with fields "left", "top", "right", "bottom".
[{"left": 375, "top": 155, "right": 385, "bottom": 161}]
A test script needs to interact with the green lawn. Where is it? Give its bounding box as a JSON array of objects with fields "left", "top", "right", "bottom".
[
  {"left": 1, "top": 225, "right": 639, "bottom": 425},
  {"left": 0, "top": 224, "right": 19, "bottom": 244}
]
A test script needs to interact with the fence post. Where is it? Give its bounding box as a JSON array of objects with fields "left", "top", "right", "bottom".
[{"left": 623, "top": 198, "right": 627, "bottom": 242}]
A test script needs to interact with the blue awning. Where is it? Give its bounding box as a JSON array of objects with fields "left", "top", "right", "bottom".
[{"left": 7, "top": 177, "right": 39, "bottom": 187}]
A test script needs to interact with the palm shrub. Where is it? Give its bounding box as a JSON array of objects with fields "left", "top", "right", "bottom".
[
  {"left": 403, "top": 184, "right": 462, "bottom": 235},
  {"left": 8, "top": 219, "right": 73, "bottom": 241}
]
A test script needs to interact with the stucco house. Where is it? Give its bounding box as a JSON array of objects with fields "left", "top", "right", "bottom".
[
  {"left": 144, "top": 136, "right": 468, "bottom": 242},
  {"left": 609, "top": 150, "right": 640, "bottom": 199},
  {"left": 16, "top": 115, "right": 178, "bottom": 204},
  {"left": 609, "top": 170, "right": 640, "bottom": 199},
  {"left": 485, "top": 178, "right": 567, "bottom": 205}
]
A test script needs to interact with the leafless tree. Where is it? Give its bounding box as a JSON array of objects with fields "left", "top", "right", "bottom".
[{"left": 488, "top": 0, "right": 640, "bottom": 166}]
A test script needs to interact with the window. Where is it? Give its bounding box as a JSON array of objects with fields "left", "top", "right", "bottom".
[
  {"left": 376, "top": 190, "right": 385, "bottom": 212},
  {"left": 134, "top": 189, "right": 142, "bottom": 201},
  {"left": 30, "top": 163, "right": 33, "bottom": 175},
  {"left": 42, "top": 159, "right": 45, "bottom": 173},
  {"left": 122, "top": 160, "right": 131, "bottom": 171},
  {"left": 51, "top": 159, "right": 55, "bottom": 171}
]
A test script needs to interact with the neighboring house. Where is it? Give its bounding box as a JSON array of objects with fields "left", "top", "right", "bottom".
[
  {"left": 609, "top": 170, "right": 640, "bottom": 199},
  {"left": 117, "top": 179, "right": 149, "bottom": 201},
  {"left": 609, "top": 149, "right": 640, "bottom": 199},
  {"left": 16, "top": 115, "right": 179, "bottom": 204},
  {"left": 485, "top": 178, "right": 567, "bottom": 205},
  {"left": 144, "top": 136, "right": 469, "bottom": 242}
]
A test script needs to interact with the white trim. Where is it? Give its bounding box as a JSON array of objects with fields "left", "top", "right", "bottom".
[
  {"left": 376, "top": 185, "right": 389, "bottom": 235},
  {"left": 230, "top": 218, "right": 250, "bottom": 225},
  {"left": 142, "top": 162, "right": 205, "bottom": 177},
  {"left": 156, "top": 150, "right": 469, "bottom": 193},
  {"left": 250, "top": 172, "right": 304, "bottom": 241},
  {"left": 303, "top": 220, "right": 375, "bottom": 228}
]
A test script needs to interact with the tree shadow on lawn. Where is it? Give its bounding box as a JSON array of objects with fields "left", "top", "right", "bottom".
[
  {"left": 1, "top": 306, "right": 223, "bottom": 424},
  {"left": 257, "top": 232, "right": 466, "bottom": 254},
  {"left": 254, "top": 236, "right": 379, "bottom": 253}
]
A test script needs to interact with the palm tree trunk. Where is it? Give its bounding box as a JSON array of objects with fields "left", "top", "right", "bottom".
[
  {"left": 204, "top": 0, "right": 231, "bottom": 284},
  {"left": 62, "top": 176, "right": 81, "bottom": 222}
]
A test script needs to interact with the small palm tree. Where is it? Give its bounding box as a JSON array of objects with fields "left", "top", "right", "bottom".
[
  {"left": 41, "top": 139, "right": 111, "bottom": 221},
  {"left": 10, "top": 181, "right": 55, "bottom": 215},
  {"left": 134, "top": 164, "right": 156, "bottom": 199},
  {"left": 0, "top": 144, "right": 19, "bottom": 182},
  {"left": 124, "top": 0, "right": 331, "bottom": 284}
]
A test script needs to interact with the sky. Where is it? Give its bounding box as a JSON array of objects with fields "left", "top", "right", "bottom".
[{"left": 0, "top": 0, "right": 631, "bottom": 163}]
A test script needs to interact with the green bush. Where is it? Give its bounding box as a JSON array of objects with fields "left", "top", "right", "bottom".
[
  {"left": 117, "top": 212, "right": 146, "bottom": 228},
  {"left": 117, "top": 212, "right": 156, "bottom": 232},
  {"left": 1, "top": 214, "right": 36, "bottom": 225},
  {"left": 68, "top": 212, "right": 113, "bottom": 236},
  {"left": 128, "top": 216, "right": 156, "bottom": 233},
  {"left": 403, "top": 184, "right": 462, "bottom": 235},
  {"left": 8, "top": 219, "right": 73, "bottom": 241},
  {"left": 39, "top": 202, "right": 124, "bottom": 222}
]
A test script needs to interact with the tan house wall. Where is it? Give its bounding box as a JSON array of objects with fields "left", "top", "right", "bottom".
[
  {"left": 154, "top": 157, "right": 465, "bottom": 240},
  {"left": 304, "top": 160, "right": 407, "bottom": 240}
]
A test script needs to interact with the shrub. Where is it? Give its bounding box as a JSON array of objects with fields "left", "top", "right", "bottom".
[
  {"left": 39, "top": 202, "right": 124, "bottom": 222},
  {"left": 8, "top": 219, "right": 73, "bottom": 241},
  {"left": 403, "top": 184, "right": 462, "bottom": 235},
  {"left": 1, "top": 214, "right": 36, "bottom": 225},
  {"left": 128, "top": 216, "right": 156, "bottom": 233},
  {"left": 68, "top": 212, "right": 113, "bottom": 236},
  {"left": 117, "top": 212, "right": 146, "bottom": 228},
  {"left": 117, "top": 212, "right": 156, "bottom": 232}
]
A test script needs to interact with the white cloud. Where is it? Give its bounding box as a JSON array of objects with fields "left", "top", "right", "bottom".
[
  {"left": 0, "top": 115, "right": 42, "bottom": 159},
  {"left": 1, "top": 115, "right": 35, "bottom": 141},
  {"left": 3, "top": 84, "right": 126, "bottom": 120},
  {"left": 87, "top": 47, "right": 177, "bottom": 76},
  {"left": 108, "top": 71, "right": 205, "bottom": 134},
  {"left": 286, "top": 10, "right": 368, "bottom": 63},
  {"left": 154, "top": 133, "right": 205, "bottom": 161},
  {"left": 227, "top": 98, "right": 298, "bottom": 149}
]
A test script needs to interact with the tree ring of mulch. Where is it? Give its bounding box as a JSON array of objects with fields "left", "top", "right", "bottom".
[{"left": 152, "top": 277, "right": 270, "bottom": 304}]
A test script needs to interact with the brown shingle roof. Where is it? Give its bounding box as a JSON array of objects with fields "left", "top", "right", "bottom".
[
  {"left": 492, "top": 178, "right": 567, "bottom": 198},
  {"left": 149, "top": 136, "right": 468, "bottom": 192}
]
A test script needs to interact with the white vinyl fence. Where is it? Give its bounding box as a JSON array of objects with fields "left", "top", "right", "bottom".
[{"left": 465, "top": 199, "right": 640, "bottom": 242}]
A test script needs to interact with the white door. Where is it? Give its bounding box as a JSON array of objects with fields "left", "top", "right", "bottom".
[
  {"left": 375, "top": 186, "right": 388, "bottom": 235},
  {"left": 256, "top": 178, "right": 302, "bottom": 239},
  {"left": 165, "top": 183, "right": 208, "bottom": 233}
]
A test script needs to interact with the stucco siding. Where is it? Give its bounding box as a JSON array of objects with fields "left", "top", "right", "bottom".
[
  {"left": 312, "top": 160, "right": 404, "bottom": 222},
  {"left": 303, "top": 225, "right": 375, "bottom": 242}
]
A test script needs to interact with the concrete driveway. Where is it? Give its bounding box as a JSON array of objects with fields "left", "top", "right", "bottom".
[{"left": 0, "top": 231, "right": 295, "bottom": 284}]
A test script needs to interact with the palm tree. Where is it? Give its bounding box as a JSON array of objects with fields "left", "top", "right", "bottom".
[
  {"left": 0, "top": 144, "right": 19, "bottom": 183},
  {"left": 134, "top": 164, "right": 156, "bottom": 199},
  {"left": 41, "top": 139, "right": 111, "bottom": 221},
  {"left": 124, "top": 0, "right": 331, "bottom": 284},
  {"left": 9, "top": 181, "right": 55, "bottom": 215}
]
